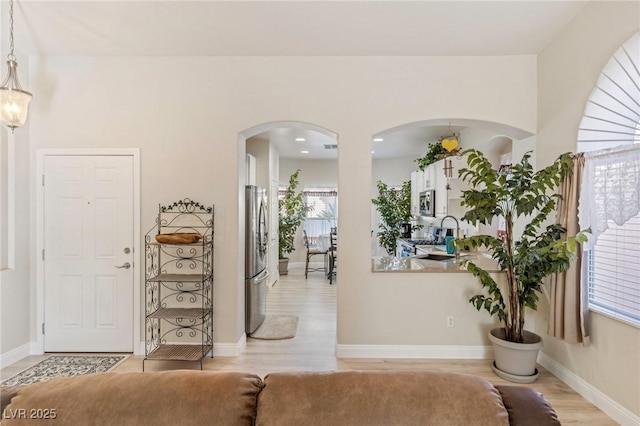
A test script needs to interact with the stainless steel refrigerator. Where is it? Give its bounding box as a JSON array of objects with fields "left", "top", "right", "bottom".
[{"left": 245, "top": 185, "right": 269, "bottom": 334}]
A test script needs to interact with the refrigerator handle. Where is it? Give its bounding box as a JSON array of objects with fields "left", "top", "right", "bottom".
[{"left": 250, "top": 269, "right": 270, "bottom": 284}]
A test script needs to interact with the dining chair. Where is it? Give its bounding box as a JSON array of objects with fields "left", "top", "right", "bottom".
[
  {"left": 328, "top": 231, "right": 337, "bottom": 284},
  {"left": 303, "top": 230, "right": 328, "bottom": 279}
]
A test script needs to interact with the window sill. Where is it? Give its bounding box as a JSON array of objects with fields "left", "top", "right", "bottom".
[{"left": 589, "top": 306, "right": 640, "bottom": 330}]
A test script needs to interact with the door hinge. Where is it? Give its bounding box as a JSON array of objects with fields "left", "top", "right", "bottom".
[
  {"left": 42, "top": 323, "right": 45, "bottom": 334},
  {"left": 42, "top": 174, "right": 45, "bottom": 186}
]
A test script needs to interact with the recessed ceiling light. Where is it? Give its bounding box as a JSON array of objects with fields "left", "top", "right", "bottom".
[
  {"left": 371, "top": 150, "right": 375, "bottom": 154},
  {"left": 301, "top": 150, "right": 309, "bottom": 154},
  {"left": 373, "top": 138, "right": 384, "bottom": 142},
  {"left": 295, "top": 138, "right": 306, "bottom": 142}
]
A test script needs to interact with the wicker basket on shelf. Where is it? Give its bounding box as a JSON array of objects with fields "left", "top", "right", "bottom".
[{"left": 155, "top": 233, "right": 202, "bottom": 244}]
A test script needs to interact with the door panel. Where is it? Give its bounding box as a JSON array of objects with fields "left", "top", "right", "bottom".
[{"left": 44, "top": 155, "right": 133, "bottom": 352}]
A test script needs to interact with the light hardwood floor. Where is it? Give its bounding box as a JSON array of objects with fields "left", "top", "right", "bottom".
[{"left": 2, "top": 264, "right": 617, "bottom": 424}]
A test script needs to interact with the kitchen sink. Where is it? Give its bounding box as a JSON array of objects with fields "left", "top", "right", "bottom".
[
  {"left": 425, "top": 253, "right": 456, "bottom": 261},
  {"left": 413, "top": 253, "right": 455, "bottom": 261}
]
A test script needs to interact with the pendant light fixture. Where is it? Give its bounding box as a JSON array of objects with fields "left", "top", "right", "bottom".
[{"left": 0, "top": 0, "right": 32, "bottom": 133}]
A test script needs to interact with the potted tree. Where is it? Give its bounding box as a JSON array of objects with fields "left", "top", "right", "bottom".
[
  {"left": 278, "top": 169, "right": 311, "bottom": 275},
  {"left": 456, "top": 149, "right": 588, "bottom": 383},
  {"left": 372, "top": 180, "right": 415, "bottom": 256}
]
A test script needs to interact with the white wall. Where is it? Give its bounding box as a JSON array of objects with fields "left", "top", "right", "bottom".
[
  {"left": 246, "top": 138, "right": 270, "bottom": 189},
  {"left": 0, "top": 49, "right": 33, "bottom": 365},
  {"left": 0, "top": 15, "right": 34, "bottom": 364},
  {"left": 536, "top": 1, "right": 640, "bottom": 419},
  {"left": 15, "top": 55, "right": 536, "bottom": 357},
  {"left": 279, "top": 158, "right": 338, "bottom": 188}
]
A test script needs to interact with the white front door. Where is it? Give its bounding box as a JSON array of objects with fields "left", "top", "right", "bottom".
[{"left": 44, "top": 155, "right": 134, "bottom": 352}]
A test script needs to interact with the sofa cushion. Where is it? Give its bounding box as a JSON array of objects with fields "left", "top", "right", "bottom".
[
  {"left": 496, "top": 385, "right": 561, "bottom": 426},
  {"left": 1, "top": 370, "right": 262, "bottom": 426},
  {"left": 257, "top": 370, "right": 509, "bottom": 426}
]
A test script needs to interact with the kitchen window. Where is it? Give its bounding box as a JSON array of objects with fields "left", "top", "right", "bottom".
[{"left": 302, "top": 189, "right": 337, "bottom": 243}]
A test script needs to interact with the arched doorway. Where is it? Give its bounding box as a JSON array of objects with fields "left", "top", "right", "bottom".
[{"left": 237, "top": 121, "right": 339, "bottom": 351}]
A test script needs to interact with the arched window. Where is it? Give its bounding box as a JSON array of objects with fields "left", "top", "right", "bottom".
[{"left": 578, "top": 33, "right": 640, "bottom": 326}]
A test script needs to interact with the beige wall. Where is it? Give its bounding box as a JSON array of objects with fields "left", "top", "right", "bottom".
[
  {"left": 20, "top": 55, "right": 535, "bottom": 352},
  {"left": 536, "top": 1, "right": 640, "bottom": 417}
]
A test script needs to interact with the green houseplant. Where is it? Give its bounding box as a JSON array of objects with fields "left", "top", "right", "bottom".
[
  {"left": 456, "top": 149, "right": 588, "bottom": 382},
  {"left": 278, "top": 169, "right": 311, "bottom": 275},
  {"left": 415, "top": 141, "right": 461, "bottom": 171},
  {"left": 372, "top": 180, "right": 414, "bottom": 256}
]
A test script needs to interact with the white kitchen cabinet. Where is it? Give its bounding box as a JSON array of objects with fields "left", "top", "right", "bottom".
[
  {"left": 410, "top": 170, "right": 424, "bottom": 216},
  {"left": 422, "top": 163, "right": 436, "bottom": 190},
  {"left": 442, "top": 154, "right": 470, "bottom": 219},
  {"left": 412, "top": 154, "right": 469, "bottom": 218},
  {"left": 447, "top": 155, "right": 469, "bottom": 200},
  {"left": 433, "top": 159, "right": 449, "bottom": 217}
]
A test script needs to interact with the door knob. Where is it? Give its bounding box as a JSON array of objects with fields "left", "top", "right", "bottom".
[{"left": 116, "top": 262, "right": 131, "bottom": 269}]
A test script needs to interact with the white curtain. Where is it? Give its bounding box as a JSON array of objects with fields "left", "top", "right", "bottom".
[{"left": 578, "top": 144, "right": 640, "bottom": 249}]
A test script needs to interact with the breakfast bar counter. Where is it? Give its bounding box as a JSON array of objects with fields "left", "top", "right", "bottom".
[{"left": 371, "top": 252, "right": 501, "bottom": 273}]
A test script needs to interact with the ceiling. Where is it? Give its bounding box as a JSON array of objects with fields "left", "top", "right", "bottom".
[
  {"left": 2, "top": 1, "right": 589, "bottom": 159},
  {"left": 6, "top": 1, "right": 588, "bottom": 57}
]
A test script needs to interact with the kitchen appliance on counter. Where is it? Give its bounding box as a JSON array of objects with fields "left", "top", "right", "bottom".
[
  {"left": 245, "top": 185, "right": 269, "bottom": 334},
  {"left": 401, "top": 223, "right": 412, "bottom": 238}
]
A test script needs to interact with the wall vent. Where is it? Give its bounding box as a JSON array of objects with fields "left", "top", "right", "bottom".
[{"left": 323, "top": 144, "right": 338, "bottom": 150}]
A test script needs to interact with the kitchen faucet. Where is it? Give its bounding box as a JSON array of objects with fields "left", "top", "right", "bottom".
[{"left": 440, "top": 215, "right": 460, "bottom": 259}]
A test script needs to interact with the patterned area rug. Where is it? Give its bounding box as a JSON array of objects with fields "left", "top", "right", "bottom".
[
  {"left": 249, "top": 315, "right": 298, "bottom": 340},
  {"left": 1, "top": 355, "right": 128, "bottom": 387}
]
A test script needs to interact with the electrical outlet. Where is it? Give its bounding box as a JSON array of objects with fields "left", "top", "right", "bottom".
[{"left": 447, "top": 316, "right": 454, "bottom": 327}]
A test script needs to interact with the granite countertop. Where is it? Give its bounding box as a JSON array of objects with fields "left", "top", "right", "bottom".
[{"left": 371, "top": 251, "right": 502, "bottom": 273}]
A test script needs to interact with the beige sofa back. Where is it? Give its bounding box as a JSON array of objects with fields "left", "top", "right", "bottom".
[
  {"left": 1, "top": 370, "right": 559, "bottom": 425},
  {"left": 257, "top": 370, "right": 509, "bottom": 426},
  {"left": 1, "top": 371, "right": 262, "bottom": 425}
]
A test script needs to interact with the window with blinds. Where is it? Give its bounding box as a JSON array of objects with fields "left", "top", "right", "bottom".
[
  {"left": 303, "top": 190, "right": 337, "bottom": 242},
  {"left": 587, "top": 213, "right": 640, "bottom": 325},
  {"left": 577, "top": 32, "right": 640, "bottom": 327}
]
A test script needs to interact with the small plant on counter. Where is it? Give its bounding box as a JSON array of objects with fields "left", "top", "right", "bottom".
[
  {"left": 455, "top": 149, "right": 589, "bottom": 344},
  {"left": 372, "top": 180, "right": 414, "bottom": 256},
  {"left": 278, "top": 169, "right": 311, "bottom": 260}
]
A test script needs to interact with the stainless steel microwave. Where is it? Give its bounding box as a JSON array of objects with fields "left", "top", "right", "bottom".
[{"left": 419, "top": 190, "right": 435, "bottom": 217}]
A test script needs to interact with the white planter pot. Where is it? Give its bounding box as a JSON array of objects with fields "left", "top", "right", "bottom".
[
  {"left": 489, "top": 328, "right": 542, "bottom": 383},
  {"left": 278, "top": 258, "right": 289, "bottom": 275}
]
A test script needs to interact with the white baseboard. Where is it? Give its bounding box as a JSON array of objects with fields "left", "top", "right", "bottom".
[
  {"left": 213, "top": 334, "right": 247, "bottom": 357},
  {"left": 29, "top": 341, "right": 44, "bottom": 356},
  {"left": 0, "top": 343, "right": 31, "bottom": 368},
  {"left": 537, "top": 352, "right": 639, "bottom": 426},
  {"left": 137, "top": 335, "right": 247, "bottom": 358},
  {"left": 336, "top": 344, "right": 493, "bottom": 359}
]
